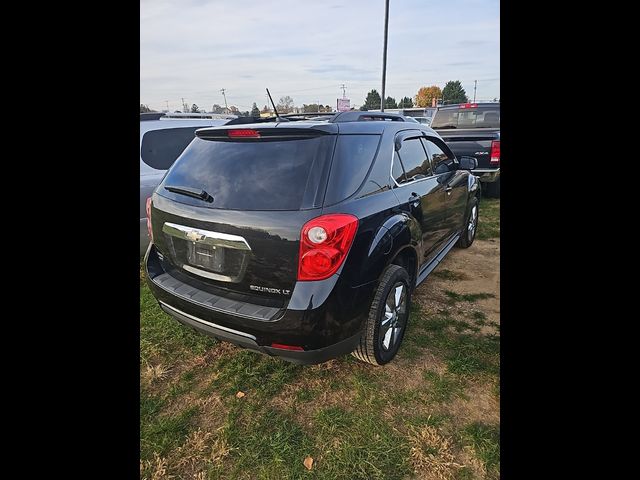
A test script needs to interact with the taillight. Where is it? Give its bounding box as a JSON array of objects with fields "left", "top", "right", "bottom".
[
  {"left": 298, "top": 214, "right": 358, "bottom": 281},
  {"left": 146, "top": 197, "right": 153, "bottom": 242},
  {"left": 460, "top": 103, "right": 478, "bottom": 109},
  {"left": 270, "top": 343, "right": 304, "bottom": 351},
  {"left": 228, "top": 129, "right": 260, "bottom": 138},
  {"left": 490, "top": 140, "right": 500, "bottom": 165}
]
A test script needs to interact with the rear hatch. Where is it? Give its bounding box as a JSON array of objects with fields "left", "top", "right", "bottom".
[
  {"left": 149, "top": 123, "right": 338, "bottom": 302},
  {"left": 432, "top": 104, "right": 500, "bottom": 170}
]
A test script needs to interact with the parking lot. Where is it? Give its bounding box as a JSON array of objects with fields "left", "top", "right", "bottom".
[{"left": 140, "top": 199, "right": 500, "bottom": 480}]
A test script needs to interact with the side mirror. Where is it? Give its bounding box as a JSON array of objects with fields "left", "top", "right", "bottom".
[{"left": 459, "top": 156, "right": 478, "bottom": 170}]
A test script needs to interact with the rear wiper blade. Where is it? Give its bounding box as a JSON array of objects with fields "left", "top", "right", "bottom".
[
  {"left": 434, "top": 125, "right": 457, "bottom": 129},
  {"left": 164, "top": 185, "right": 213, "bottom": 203}
]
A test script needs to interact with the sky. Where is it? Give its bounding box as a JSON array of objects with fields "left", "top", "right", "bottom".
[{"left": 140, "top": 0, "right": 499, "bottom": 112}]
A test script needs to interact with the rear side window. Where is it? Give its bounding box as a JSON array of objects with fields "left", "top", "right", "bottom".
[
  {"left": 397, "top": 137, "right": 432, "bottom": 181},
  {"left": 323, "top": 135, "right": 381, "bottom": 205},
  {"left": 158, "top": 135, "right": 336, "bottom": 211},
  {"left": 424, "top": 138, "right": 456, "bottom": 174},
  {"left": 140, "top": 127, "right": 200, "bottom": 170}
]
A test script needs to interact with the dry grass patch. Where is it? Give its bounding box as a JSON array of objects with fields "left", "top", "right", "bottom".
[
  {"left": 141, "top": 363, "right": 172, "bottom": 388},
  {"left": 443, "top": 381, "right": 500, "bottom": 427},
  {"left": 408, "top": 424, "right": 464, "bottom": 479},
  {"left": 141, "top": 453, "right": 168, "bottom": 480},
  {"left": 173, "top": 428, "right": 233, "bottom": 476}
]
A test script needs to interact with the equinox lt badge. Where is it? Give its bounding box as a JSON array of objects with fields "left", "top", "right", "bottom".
[{"left": 250, "top": 285, "right": 291, "bottom": 295}]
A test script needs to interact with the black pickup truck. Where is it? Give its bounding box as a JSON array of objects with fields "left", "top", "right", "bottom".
[{"left": 431, "top": 103, "right": 500, "bottom": 197}]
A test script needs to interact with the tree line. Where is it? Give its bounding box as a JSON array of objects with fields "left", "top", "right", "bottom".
[
  {"left": 359, "top": 80, "right": 477, "bottom": 111},
  {"left": 141, "top": 81, "right": 492, "bottom": 115}
]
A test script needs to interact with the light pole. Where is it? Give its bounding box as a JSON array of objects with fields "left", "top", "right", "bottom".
[
  {"left": 220, "top": 88, "right": 228, "bottom": 114},
  {"left": 380, "top": 0, "right": 390, "bottom": 112}
]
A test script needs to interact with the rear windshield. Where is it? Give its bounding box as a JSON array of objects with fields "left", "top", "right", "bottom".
[
  {"left": 140, "top": 127, "right": 201, "bottom": 170},
  {"left": 157, "top": 135, "right": 336, "bottom": 210},
  {"left": 431, "top": 106, "right": 500, "bottom": 129}
]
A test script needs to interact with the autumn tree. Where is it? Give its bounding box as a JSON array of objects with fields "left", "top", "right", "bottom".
[
  {"left": 415, "top": 86, "right": 442, "bottom": 108},
  {"left": 442, "top": 81, "right": 468, "bottom": 104},
  {"left": 251, "top": 103, "right": 260, "bottom": 116}
]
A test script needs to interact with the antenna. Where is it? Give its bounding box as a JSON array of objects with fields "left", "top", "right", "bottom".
[{"left": 266, "top": 88, "right": 282, "bottom": 121}]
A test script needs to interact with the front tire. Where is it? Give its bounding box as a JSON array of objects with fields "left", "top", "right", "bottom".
[
  {"left": 352, "top": 265, "right": 411, "bottom": 366},
  {"left": 456, "top": 196, "right": 479, "bottom": 248}
]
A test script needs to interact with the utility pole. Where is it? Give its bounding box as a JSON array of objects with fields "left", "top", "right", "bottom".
[
  {"left": 473, "top": 80, "right": 477, "bottom": 103},
  {"left": 380, "top": 0, "right": 390, "bottom": 111},
  {"left": 182, "top": 97, "right": 188, "bottom": 113},
  {"left": 220, "top": 89, "right": 229, "bottom": 114},
  {"left": 318, "top": 100, "right": 320, "bottom": 113},
  {"left": 340, "top": 84, "right": 346, "bottom": 98},
  {"left": 165, "top": 100, "right": 169, "bottom": 111}
]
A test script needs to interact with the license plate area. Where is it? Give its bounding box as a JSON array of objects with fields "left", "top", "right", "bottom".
[
  {"left": 187, "top": 242, "right": 225, "bottom": 273},
  {"left": 162, "top": 222, "right": 252, "bottom": 284}
]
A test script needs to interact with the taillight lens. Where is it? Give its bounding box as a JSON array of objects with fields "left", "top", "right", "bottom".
[
  {"left": 228, "top": 129, "right": 260, "bottom": 138},
  {"left": 270, "top": 343, "right": 304, "bottom": 351},
  {"left": 146, "top": 197, "right": 153, "bottom": 242},
  {"left": 298, "top": 214, "right": 358, "bottom": 281},
  {"left": 490, "top": 140, "right": 500, "bottom": 165}
]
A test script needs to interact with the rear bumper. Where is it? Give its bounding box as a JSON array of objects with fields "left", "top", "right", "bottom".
[
  {"left": 158, "top": 301, "right": 360, "bottom": 364},
  {"left": 473, "top": 168, "right": 500, "bottom": 183},
  {"left": 144, "top": 244, "right": 372, "bottom": 364}
]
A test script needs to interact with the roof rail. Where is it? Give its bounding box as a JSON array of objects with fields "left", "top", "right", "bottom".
[
  {"left": 224, "top": 111, "right": 413, "bottom": 126},
  {"left": 329, "top": 111, "right": 406, "bottom": 123}
]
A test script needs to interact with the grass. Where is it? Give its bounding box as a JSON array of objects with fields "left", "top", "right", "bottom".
[
  {"left": 462, "top": 423, "right": 500, "bottom": 478},
  {"left": 477, "top": 198, "right": 500, "bottom": 240},
  {"left": 444, "top": 290, "right": 495, "bottom": 304},
  {"left": 139, "top": 202, "right": 500, "bottom": 479}
]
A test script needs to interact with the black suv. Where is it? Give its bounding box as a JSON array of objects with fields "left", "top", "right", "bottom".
[{"left": 144, "top": 111, "right": 481, "bottom": 365}]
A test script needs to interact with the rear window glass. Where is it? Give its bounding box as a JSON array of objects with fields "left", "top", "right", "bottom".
[
  {"left": 140, "top": 127, "right": 200, "bottom": 170},
  {"left": 158, "top": 135, "right": 336, "bottom": 211},
  {"left": 431, "top": 106, "right": 500, "bottom": 129},
  {"left": 323, "top": 135, "right": 381, "bottom": 205}
]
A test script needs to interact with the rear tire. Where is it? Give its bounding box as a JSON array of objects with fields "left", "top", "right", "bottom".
[
  {"left": 352, "top": 265, "right": 411, "bottom": 366},
  {"left": 456, "top": 196, "right": 479, "bottom": 248},
  {"left": 483, "top": 178, "right": 500, "bottom": 198}
]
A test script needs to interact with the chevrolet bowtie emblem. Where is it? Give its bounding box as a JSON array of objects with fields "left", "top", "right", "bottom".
[{"left": 186, "top": 230, "right": 204, "bottom": 242}]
